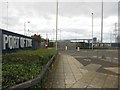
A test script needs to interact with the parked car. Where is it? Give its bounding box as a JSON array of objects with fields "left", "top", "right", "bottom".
[{"left": 45, "top": 44, "right": 48, "bottom": 48}]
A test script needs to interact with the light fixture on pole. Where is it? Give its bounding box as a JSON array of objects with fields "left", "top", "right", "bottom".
[{"left": 24, "top": 21, "right": 30, "bottom": 35}]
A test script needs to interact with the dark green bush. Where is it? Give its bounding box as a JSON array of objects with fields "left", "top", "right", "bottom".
[{"left": 2, "top": 48, "right": 57, "bottom": 89}]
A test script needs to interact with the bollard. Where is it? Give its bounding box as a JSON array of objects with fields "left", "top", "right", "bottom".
[
  {"left": 77, "top": 47, "right": 80, "bottom": 51},
  {"left": 101, "top": 55, "right": 106, "bottom": 59},
  {"left": 65, "top": 46, "right": 67, "bottom": 50}
]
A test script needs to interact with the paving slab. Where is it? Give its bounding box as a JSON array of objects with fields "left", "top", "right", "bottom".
[
  {"left": 71, "top": 82, "right": 88, "bottom": 88},
  {"left": 87, "top": 72, "right": 107, "bottom": 88},
  {"left": 103, "top": 75, "right": 118, "bottom": 88},
  {"left": 80, "top": 71, "right": 97, "bottom": 84}
]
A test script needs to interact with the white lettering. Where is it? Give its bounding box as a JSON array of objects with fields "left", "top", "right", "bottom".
[
  {"left": 8, "top": 35, "right": 13, "bottom": 49},
  {"left": 16, "top": 37, "right": 19, "bottom": 48},
  {"left": 20, "top": 37, "right": 25, "bottom": 48},
  {"left": 25, "top": 38, "right": 32, "bottom": 47},
  {"left": 13, "top": 36, "right": 19, "bottom": 48},
  {"left": 3, "top": 34, "right": 32, "bottom": 50},
  {"left": 3, "top": 34, "right": 8, "bottom": 50}
]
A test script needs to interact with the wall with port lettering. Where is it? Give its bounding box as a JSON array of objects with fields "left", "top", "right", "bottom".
[{"left": 1, "top": 29, "right": 35, "bottom": 53}]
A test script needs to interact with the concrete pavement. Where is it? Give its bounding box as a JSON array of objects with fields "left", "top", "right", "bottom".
[{"left": 45, "top": 54, "right": 119, "bottom": 89}]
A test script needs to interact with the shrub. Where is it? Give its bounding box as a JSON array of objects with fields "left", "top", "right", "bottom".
[{"left": 2, "top": 49, "right": 57, "bottom": 89}]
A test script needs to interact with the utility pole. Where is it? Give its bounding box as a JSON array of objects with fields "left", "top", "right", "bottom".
[
  {"left": 56, "top": 0, "right": 58, "bottom": 50},
  {"left": 101, "top": 0, "right": 103, "bottom": 43}
]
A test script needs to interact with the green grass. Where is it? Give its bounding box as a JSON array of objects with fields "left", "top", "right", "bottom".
[{"left": 2, "top": 48, "right": 57, "bottom": 89}]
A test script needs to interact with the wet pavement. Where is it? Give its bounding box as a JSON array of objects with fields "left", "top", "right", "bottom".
[{"left": 45, "top": 53, "right": 119, "bottom": 89}]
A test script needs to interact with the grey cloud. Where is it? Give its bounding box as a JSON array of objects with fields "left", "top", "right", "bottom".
[
  {"left": 59, "top": 28, "right": 89, "bottom": 34},
  {"left": 3, "top": 2, "right": 117, "bottom": 30},
  {"left": 2, "top": 16, "right": 20, "bottom": 26},
  {"left": 58, "top": 2, "right": 118, "bottom": 18},
  {"left": 9, "top": 2, "right": 56, "bottom": 18},
  {"left": 8, "top": 2, "right": 118, "bottom": 19}
]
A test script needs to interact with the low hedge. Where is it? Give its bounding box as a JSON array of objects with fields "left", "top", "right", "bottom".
[{"left": 2, "top": 48, "right": 57, "bottom": 89}]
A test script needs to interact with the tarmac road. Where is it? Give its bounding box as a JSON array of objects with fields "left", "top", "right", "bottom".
[
  {"left": 59, "top": 49, "right": 118, "bottom": 63},
  {"left": 59, "top": 49, "right": 119, "bottom": 76}
]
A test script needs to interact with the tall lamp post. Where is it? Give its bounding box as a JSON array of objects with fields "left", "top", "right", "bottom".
[
  {"left": 59, "top": 29, "right": 62, "bottom": 50},
  {"left": 56, "top": 0, "right": 58, "bottom": 50},
  {"left": 53, "top": 29, "right": 54, "bottom": 41},
  {"left": 58, "top": 29, "right": 61, "bottom": 41},
  {"left": 101, "top": 0, "right": 103, "bottom": 43},
  {"left": 28, "top": 29, "right": 30, "bottom": 36},
  {"left": 24, "top": 21, "right": 30, "bottom": 35},
  {"left": 92, "top": 12, "right": 93, "bottom": 50}
]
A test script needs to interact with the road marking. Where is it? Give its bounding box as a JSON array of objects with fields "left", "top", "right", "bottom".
[
  {"left": 83, "top": 59, "right": 91, "bottom": 61},
  {"left": 104, "top": 67, "right": 120, "bottom": 74},
  {"left": 85, "top": 64, "right": 101, "bottom": 72},
  {"left": 113, "top": 57, "right": 118, "bottom": 60}
]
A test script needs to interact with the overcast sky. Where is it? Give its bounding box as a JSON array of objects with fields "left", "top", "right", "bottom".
[{"left": 0, "top": 0, "right": 119, "bottom": 42}]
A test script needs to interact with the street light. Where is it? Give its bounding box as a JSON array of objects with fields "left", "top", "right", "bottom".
[
  {"left": 24, "top": 21, "right": 30, "bottom": 35},
  {"left": 56, "top": 0, "right": 58, "bottom": 50},
  {"left": 101, "top": 0, "right": 103, "bottom": 43},
  {"left": 28, "top": 29, "right": 30, "bottom": 36},
  {"left": 92, "top": 12, "right": 93, "bottom": 50},
  {"left": 59, "top": 29, "right": 61, "bottom": 49}
]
